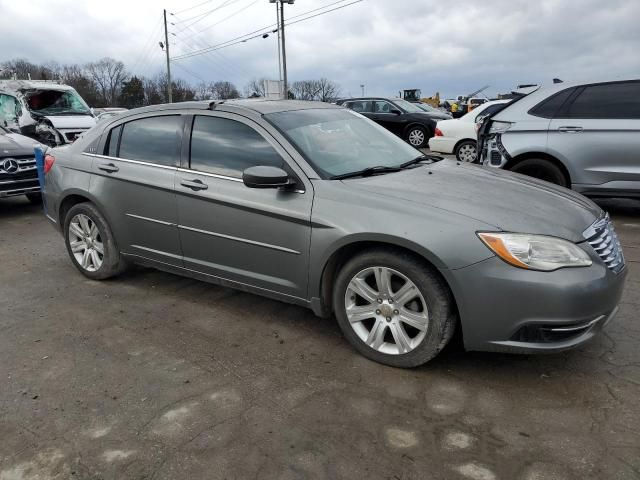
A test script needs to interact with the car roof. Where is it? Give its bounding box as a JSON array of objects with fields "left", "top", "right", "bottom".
[
  {"left": 0, "top": 79, "right": 75, "bottom": 92},
  {"left": 112, "top": 98, "right": 340, "bottom": 121}
]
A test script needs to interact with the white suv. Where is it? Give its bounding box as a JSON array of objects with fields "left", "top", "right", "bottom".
[{"left": 478, "top": 78, "right": 640, "bottom": 197}]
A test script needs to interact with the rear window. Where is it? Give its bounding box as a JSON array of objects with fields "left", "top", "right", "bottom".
[
  {"left": 558, "top": 81, "right": 640, "bottom": 119},
  {"left": 118, "top": 115, "right": 182, "bottom": 166},
  {"left": 529, "top": 88, "right": 576, "bottom": 118}
]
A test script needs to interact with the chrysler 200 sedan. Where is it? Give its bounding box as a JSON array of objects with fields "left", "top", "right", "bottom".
[{"left": 41, "top": 99, "right": 626, "bottom": 368}]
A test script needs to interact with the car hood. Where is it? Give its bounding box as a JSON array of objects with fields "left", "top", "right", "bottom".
[
  {"left": 44, "top": 115, "right": 97, "bottom": 129},
  {"left": 347, "top": 160, "right": 601, "bottom": 243},
  {"left": 0, "top": 132, "right": 38, "bottom": 155}
]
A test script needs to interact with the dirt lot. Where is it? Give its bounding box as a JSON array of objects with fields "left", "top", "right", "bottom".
[{"left": 1, "top": 195, "right": 639, "bottom": 480}]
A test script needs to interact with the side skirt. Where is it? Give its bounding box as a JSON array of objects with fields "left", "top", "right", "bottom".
[{"left": 122, "top": 252, "right": 312, "bottom": 310}]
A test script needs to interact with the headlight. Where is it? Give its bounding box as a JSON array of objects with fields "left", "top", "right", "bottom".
[
  {"left": 488, "top": 121, "right": 512, "bottom": 134},
  {"left": 478, "top": 232, "right": 592, "bottom": 271}
]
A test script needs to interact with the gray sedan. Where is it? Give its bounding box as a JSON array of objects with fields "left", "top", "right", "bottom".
[{"left": 41, "top": 100, "right": 627, "bottom": 368}]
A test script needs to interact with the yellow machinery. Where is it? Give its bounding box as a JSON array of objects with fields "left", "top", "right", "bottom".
[{"left": 401, "top": 89, "right": 440, "bottom": 107}]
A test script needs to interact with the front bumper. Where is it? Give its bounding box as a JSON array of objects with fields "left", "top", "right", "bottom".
[{"left": 446, "top": 254, "right": 627, "bottom": 354}]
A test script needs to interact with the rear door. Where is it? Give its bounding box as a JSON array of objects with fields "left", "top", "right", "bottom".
[
  {"left": 174, "top": 112, "right": 313, "bottom": 299},
  {"left": 547, "top": 81, "right": 640, "bottom": 188},
  {"left": 90, "top": 114, "right": 183, "bottom": 265}
]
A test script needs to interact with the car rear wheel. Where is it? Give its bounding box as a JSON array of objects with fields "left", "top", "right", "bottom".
[
  {"left": 333, "top": 249, "right": 456, "bottom": 368},
  {"left": 510, "top": 158, "right": 568, "bottom": 187},
  {"left": 406, "top": 126, "right": 428, "bottom": 148},
  {"left": 64, "top": 202, "right": 127, "bottom": 280},
  {"left": 455, "top": 140, "right": 477, "bottom": 163}
]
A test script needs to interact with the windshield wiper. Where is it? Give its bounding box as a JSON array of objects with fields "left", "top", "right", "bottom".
[
  {"left": 398, "top": 154, "right": 442, "bottom": 169},
  {"left": 331, "top": 165, "right": 402, "bottom": 180}
]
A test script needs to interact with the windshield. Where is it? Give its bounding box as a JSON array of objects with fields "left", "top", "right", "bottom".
[
  {"left": 266, "top": 108, "right": 424, "bottom": 178},
  {"left": 392, "top": 98, "right": 423, "bottom": 113},
  {"left": 24, "top": 89, "right": 91, "bottom": 115}
]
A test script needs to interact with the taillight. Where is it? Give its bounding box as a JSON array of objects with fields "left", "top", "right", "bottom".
[
  {"left": 44, "top": 154, "right": 55, "bottom": 174},
  {"left": 434, "top": 127, "right": 443, "bottom": 137}
]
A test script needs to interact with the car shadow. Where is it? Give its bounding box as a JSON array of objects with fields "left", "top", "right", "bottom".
[
  {"left": 0, "top": 196, "right": 41, "bottom": 220},
  {"left": 594, "top": 197, "right": 640, "bottom": 218}
]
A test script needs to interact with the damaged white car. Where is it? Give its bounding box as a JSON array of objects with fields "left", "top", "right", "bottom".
[{"left": 0, "top": 79, "right": 96, "bottom": 146}]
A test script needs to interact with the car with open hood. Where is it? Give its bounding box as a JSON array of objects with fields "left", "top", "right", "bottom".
[
  {"left": 40, "top": 99, "right": 626, "bottom": 368},
  {"left": 0, "top": 79, "right": 96, "bottom": 147}
]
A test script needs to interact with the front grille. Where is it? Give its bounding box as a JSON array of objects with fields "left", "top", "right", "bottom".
[
  {"left": 584, "top": 215, "right": 624, "bottom": 273},
  {"left": 0, "top": 156, "right": 36, "bottom": 175}
]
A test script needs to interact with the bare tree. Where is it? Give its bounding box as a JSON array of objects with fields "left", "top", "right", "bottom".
[
  {"left": 315, "top": 78, "right": 341, "bottom": 102},
  {"left": 196, "top": 81, "right": 212, "bottom": 100},
  {"left": 211, "top": 81, "right": 240, "bottom": 100},
  {"left": 86, "top": 57, "right": 127, "bottom": 106},
  {"left": 244, "top": 78, "right": 267, "bottom": 97}
]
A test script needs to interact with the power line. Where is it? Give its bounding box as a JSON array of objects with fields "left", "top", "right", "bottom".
[
  {"left": 130, "top": 14, "right": 164, "bottom": 74},
  {"left": 172, "top": 0, "right": 213, "bottom": 15},
  {"left": 172, "top": 0, "right": 364, "bottom": 61},
  {"left": 181, "top": 0, "right": 260, "bottom": 41},
  {"left": 172, "top": 0, "right": 241, "bottom": 29}
]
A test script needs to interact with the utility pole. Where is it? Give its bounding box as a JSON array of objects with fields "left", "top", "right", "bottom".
[
  {"left": 275, "top": 2, "right": 283, "bottom": 98},
  {"left": 163, "top": 9, "right": 173, "bottom": 103},
  {"left": 279, "top": 1, "right": 288, "bottom": 99}
]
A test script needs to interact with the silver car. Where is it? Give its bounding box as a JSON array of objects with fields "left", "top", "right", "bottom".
[
  {"left": 479, "top": 78, "right": 640, "bottom": 197},
  {"left": 41, "top": 100, "right": 626, "bottom": 368}
]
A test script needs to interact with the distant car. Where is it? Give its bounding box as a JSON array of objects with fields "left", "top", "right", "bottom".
[
  {"left": 429, "top": 100, "right": 510, "bottom": 162},
  {"left": 413, "top": 102, "right": 452, "bottom": 120},
  {"left": 0, "top": 125, "right": 41, "bottom": 202},
  {"left": 478, "top": 78, "right": 640, "bottom": 196},
  {"left": 0, "top": 80, "right": 96, "bottom": 146},
  {"left": 336, "top": 97, "right": 437, "bottom": 148}
]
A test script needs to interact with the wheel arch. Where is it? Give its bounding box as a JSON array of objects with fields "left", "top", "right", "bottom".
[
  {"left": 402, "top": 121, "right": 434, "bottom": 139},
  {"left": 505, "top": 152, "right": 572, "bottom": 186},
  {"left": 58, "top": 189, "right": 115, "bottom": 235},
  {"left": 453, "top": 138, "right": 477, "bottom": 153},
  {"left": 312, "top": 237, "right": 461, "bottom": 326}
]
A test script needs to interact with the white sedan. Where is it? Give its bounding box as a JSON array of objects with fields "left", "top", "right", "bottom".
[{"left": 428, "top": 100, "right": 510, "bottom": 162}]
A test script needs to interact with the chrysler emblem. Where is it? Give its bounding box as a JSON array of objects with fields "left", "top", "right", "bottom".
[{"left": 1, "top": 158, "right": 19, "bottom": 173}]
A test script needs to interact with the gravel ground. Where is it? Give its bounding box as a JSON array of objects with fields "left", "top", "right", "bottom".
[{"left": 0, "top": 194, "right": 639, "bottom": 480}]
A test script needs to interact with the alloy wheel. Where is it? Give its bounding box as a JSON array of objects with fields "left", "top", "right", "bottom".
[
  {"left": 408, "top": 129, "right": 425, "bottom": 147},
  {"left": 457, "top": 143, "right": 477, "bottom": 162},
  {"left": 68, "top": 214, "right": 104, "bottom": 272},
  {"left": 344, "top": 266, "right": 429, "bottom": 355}
]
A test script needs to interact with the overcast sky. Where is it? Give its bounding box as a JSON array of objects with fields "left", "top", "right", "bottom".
[{"left": 1, "top": 0, "right": 639, "bottom": 99}]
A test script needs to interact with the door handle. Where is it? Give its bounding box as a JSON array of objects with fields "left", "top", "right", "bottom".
[
  {"left": 98, "top": 162, "right": 119, "bottom": 173},
  {"left": 558, "top": 126, "right": 583, "bottom": 133},
  {"left": 180, "top": 179, "right": 208, "bottom": 191}
]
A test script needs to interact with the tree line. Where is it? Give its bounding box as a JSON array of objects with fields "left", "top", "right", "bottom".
[{"left": 0, "top": 57, "right": 341, "bottom": 108}]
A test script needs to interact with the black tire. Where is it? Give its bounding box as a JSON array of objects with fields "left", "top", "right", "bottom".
[
  {"left": 25, "top": 192, "right": 42, "bottom": 204},
  {"left": 510, "top": 158, "right": 568, "bottom": 187},
  {"left": 332, "top": 248, "right": 457, "bottom": 368},
  {"left": 405, "top": 125, "right": 429, "bottom": 148},
  {"left": 454, "top": 140, "right": 477, "bottom": 163},
  {"left": 63, "top": 202, "right": 127, "bottom": 280}
]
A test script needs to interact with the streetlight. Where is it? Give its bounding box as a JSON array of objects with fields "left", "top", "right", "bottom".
[
  {"left": 269, "top": 0, "right": 295, "bottom": 99},
  {"left": 360, "top": 84, "right": 365, "bottom": 97}
]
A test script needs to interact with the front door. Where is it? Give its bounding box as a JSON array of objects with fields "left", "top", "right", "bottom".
[
  {"left": 174, "top": 112, "right": 313, "bottom": 300},
  {"left": 370, "top": 100, "right": 405, "bottom": 136},
  {"left": 91, "top": 114, "right": 183, "bottom": 266}
]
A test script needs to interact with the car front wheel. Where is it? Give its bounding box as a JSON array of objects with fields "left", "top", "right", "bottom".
[
  {"left": 333, "top": 249, "right": 456, "bottom": 368},
  {"left": 64, "top": 202, "right": 127, "bottom": 280},
  {"left": 510, "top": 158, "right": 568, "bottom": 187},
  {"left": 406, "top": 126, "right": 428, "bottom": 148}
]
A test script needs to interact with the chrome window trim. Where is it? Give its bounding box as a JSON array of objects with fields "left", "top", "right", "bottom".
[
  {"left": 82, "top": 152, "right": 178, "bottom": 171},
  {"left": 176, "top": 167, "right": 243, "bottom": 183}
]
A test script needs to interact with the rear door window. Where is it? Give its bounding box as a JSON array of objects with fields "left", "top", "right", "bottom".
[
  {"left": 190, "top": 115, "right": 283, "bottom": 178},
  {"left": 118, "top": 115, "right": 183, "bottom": 166},
  {"left": 558, "top": 82, "right": 640, "bottom": 119},
  {"left": 529, "top": 88, "right": 576, "bottom": 118},
  {"left": 104, "top": 125, "right": 122, "bottom": 157},
  {"left": 345, "top": 101, "right": 371, "bottom": 113}
]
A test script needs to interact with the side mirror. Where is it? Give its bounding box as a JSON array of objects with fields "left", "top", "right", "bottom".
[
  {"left": 390, "top": 109, "right": 402, "bottom": 115},
  {"left": 242, "top": 165, "right": 291, "bottom": 189}
]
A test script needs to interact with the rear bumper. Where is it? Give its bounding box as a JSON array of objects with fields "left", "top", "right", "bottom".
[
  {"left": 446, "top": 254, "right": 627, "bottom": 353},
  {"left": 428, "top": 136, "right": 457, "bottom": 154}
]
